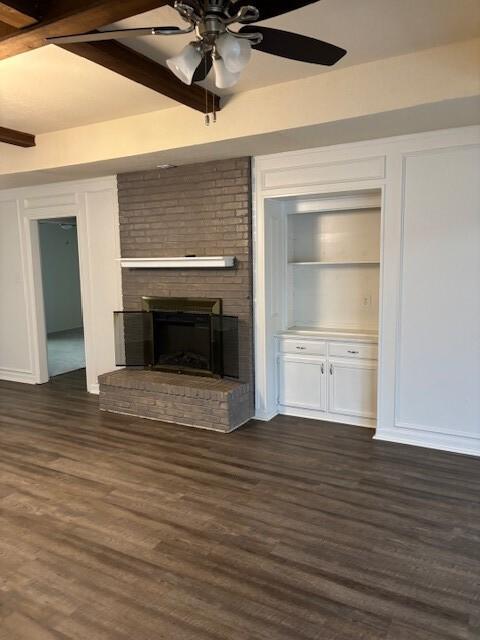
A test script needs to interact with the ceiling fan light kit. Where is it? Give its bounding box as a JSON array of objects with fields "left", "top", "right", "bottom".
[
  {"left": 166, "top": 42, "right": 203, "bottom": 84},
  {"left": 212, "top": 56, "right": 240, "bottom": 88},
  {"left": 215, "top": 32, "right": 252, "bottom": 73},
  {"left": 166, "top": 30, "right": 251, "bottom": 89},
  {"left": 46, "top": 1, "right": 347, "bottom": 123}
]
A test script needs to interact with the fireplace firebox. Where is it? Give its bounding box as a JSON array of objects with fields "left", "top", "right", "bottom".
[{"left": 114, "top": 297, "right": 239, "bottom": 378}]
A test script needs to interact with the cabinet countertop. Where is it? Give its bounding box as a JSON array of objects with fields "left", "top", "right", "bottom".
[{"left": 277, "top": 327, "right": 378, "bottom": 343}]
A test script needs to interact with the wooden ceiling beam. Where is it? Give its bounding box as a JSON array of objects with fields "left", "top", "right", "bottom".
[
  {"left": 59, "top": 40, "right": 220, "bottom": 113},
  {"left": 0, "top": 125, "right": 35, "bottom": 146},
  {"left": 0, "top": 1, "right": 39, "bottom": 28},
  {"left": 0, "top": 20, "right": 17, "bottom": 36},
  {"left": 0, "top": 0, "right": 171, "bottom": 60}
]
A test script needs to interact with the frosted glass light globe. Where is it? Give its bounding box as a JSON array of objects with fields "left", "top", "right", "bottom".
[
  {"left": 166, "top": 43, "right": 202, "bottom": 85},
  {"left": 216, "top": 32, "right": 252, "bottom": 73},
  {"left": 213, "top": 57, "right": 241, "bottom": 89}
]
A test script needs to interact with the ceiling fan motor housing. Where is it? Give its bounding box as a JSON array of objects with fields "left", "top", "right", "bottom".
[{"left": 197, "top": 16, "right": 226, "bottom": 47}]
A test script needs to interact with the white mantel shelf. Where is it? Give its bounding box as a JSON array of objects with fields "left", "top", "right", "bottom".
[{"left": 120, "top": 256, "right": 236, "bottom": 269}]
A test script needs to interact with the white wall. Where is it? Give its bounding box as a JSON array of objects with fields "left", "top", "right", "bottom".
[
  {"left": 0, "top": 200, "right": 32, "bottom": 382},
  {"left": 254, "top": 125, "right": 480, "bottom": 456},
  {"left": 39, "top": 222, "right": 83, "bottom": 333},
  {"left": 384, "top": 142, "right": 480, "bottom": 454},
  {"left": 0, "top": 177, "right": 122, "bottom": 393},
  {"left": 1, "top": 38, "right": 478, "bottom": 185}
]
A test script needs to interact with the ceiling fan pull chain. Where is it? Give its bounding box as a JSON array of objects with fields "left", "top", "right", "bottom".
[
  {"left": 204, "top": 54, "right": 210, "bottom": 126},
  {"left": 212, "top": 61, "right": 217, "bottom": 124}
]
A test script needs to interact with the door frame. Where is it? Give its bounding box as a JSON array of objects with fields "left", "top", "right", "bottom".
[
  {"left": 24, "top": 207, "right": 91, "bottom": 385},
  {"left": 0, "top": 176, "right": 122, "bottom": 393}
]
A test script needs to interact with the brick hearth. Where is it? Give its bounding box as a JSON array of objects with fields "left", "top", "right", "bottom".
[{"left": 99, "top": 369, "right": 251, "bottom": 433}]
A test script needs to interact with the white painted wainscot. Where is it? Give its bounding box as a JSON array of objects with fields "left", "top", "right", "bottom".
[
  {"left": 253, "top": 126, "right": 480, "bottom": 457},
  {"left": 0, "top": 177, "right": 122, "bottom": 394}
]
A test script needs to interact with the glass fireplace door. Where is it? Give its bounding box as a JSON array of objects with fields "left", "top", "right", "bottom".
[{"left": 114, "top": 311, "right": 153, "bottom": 366}]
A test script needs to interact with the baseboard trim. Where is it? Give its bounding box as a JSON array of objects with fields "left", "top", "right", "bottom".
[
  {"left": 279, "top": 405, "right": 376, "bottom": 429},
  {"left": 0, "top": 368, "right": 36, "bottom": 384},
  {"left": 88, "top": 383, "right": 100, "bottom": 395},
  {"left": 254, "top": 408, "right": 278, "bottom": 421},
  {"left": 374, "top": 428, "right": 480, "bottom": 458}
]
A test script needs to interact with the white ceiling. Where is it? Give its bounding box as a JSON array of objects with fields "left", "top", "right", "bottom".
[
  {"left": 0, "top": 0, "right": 479, "bottom": 134},
  {"left": 115, "top": 0, "right": 480, "bottom": 92}
]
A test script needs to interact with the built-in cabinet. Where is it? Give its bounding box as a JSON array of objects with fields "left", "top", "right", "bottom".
[
  {"left": 328, "top": 359, "right": 377, "bottom": 421},
  {"left": 274, "top": 191, "right": 381, "bottom": 428},
  {"left": 254, "top": 126, "right": 480, "bottom": 457},
  {"left": 278, "top": 334, "right": 377, "bottom": 427},
  {"left": 278, "top": 354, "right": 326, "bottom": 411}
]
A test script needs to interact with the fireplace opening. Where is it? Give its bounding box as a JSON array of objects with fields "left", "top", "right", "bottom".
[
  {"left": 114, "top": 298, "right": 239, "bottom": 379},
  {"left": 153, "top": 312, "right": 211, "bottom": 374}
]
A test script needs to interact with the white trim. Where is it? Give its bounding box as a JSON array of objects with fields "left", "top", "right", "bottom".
[
  {"left": 77, "top": 194, "right": 95, "bottom": 393},
  {"left": 0, "top": 368, "right": 37, "bottom": 384},
  {"left": 120, "top": 256, "right": 235, "bottom": 269},
  {"left": 283, "top": 191, "right": 381, "bottom": 214},
  {"left": 89, "top": 383, "right": 100, "bottom": 395},
  {"left": 254, "top": 125, "right": 480, "bottom": 165},
  {"left": 21, "top": 202, "right": 87, "bottom": 387},
  {"left": 15, "top": 200, "right": 36, "bottom": 381},
  {"left": 254, "top": 408, "right": 279, "bottom": 421},
  {"left": 23, "top": 217, "right": 49, "bottom": 384},
  {"left": 278, "top": 405, "right": 375, "bottom": 429},
  {"left": 0, "top": 176, "right": 121, "bottom": 394},
  {"left": 0, "top": 176, "right": 118, "bottom": 201},
  {"left": 374, "top": 429, "right": 480, "bottom": 458},
  {"left": 393, "top": 143, "right": 480, "bottom": 434},
  {"left": 112, "top": 176, "right": 123, "bottom": 312},
  {"left": 261, "top": 156, "right": 386, "bottom": 191},
  {"left": 395, "top": 420, "right": 480, "bottom": 440},
  {"left": 253, "top": 125, "right": 480, "bottom": 456}
]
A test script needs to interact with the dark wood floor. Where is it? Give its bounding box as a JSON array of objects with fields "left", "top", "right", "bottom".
[{"left": 0, "top": 370, "right": 479, "bottom": 640}]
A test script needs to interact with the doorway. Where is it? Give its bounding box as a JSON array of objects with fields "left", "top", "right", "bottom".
[{"left": 38, "top": 217, "right": 86, "bottom": 378}]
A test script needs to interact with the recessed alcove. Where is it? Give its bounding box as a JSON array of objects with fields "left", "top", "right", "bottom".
[{"left": 280, "top": 191, "right": 382, "bottom": 335}]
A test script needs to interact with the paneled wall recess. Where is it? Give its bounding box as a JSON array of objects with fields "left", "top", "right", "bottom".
[{"left": 254, "top": 126, "right": 480, "bottom": 456}]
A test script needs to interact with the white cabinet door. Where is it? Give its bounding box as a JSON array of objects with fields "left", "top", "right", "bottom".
[
  {"left": 278, "top": 356, "right": 326, "bottom": 411},
  {"left": 328, "top": 360, "right": 377, "bottom": 419}
]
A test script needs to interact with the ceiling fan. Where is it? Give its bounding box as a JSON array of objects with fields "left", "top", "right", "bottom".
[{"left": 46, "top": 0, "right": 347, "bottom": 90}]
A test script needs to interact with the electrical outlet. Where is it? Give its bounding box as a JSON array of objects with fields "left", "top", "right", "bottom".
[{"left": 361, "top": 295, "right": 372, "bottom": 309}]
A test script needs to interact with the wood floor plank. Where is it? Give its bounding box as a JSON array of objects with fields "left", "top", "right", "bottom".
[{"left": 0, "top": 369, "right": 479, "bottom": 639}]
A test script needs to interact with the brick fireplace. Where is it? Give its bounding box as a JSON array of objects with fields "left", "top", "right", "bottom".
[{"left": 99, "top": 157, "right": 254, "bottom": 431}]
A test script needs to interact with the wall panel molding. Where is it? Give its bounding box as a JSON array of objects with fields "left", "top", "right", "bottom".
[
  {"left": 0, "top": 176, "right": 121, "bottom": 393},
  {"left": 254, "top": 125, "right": 480, "bottom": 456}
]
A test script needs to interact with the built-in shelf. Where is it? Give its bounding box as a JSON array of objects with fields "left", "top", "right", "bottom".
[
  {"left": 287, "top": 198, "right": 381, "bottom": 332},
  {"left": 289, "top": 260, "right": 380, "bottom": 266},
  {"left": 120, "top": 256, "right": 236, "bottom": 269}
]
